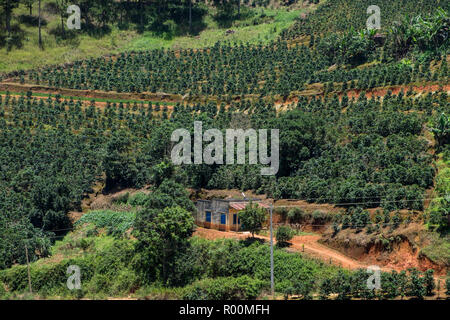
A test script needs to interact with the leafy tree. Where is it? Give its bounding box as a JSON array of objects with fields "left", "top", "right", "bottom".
[
  {"left": 276, "top": 225, "right": 294, "bottom": 247},
  {"left": 134, "top": 206, "right": 195, "bottom": 284},
  {"left": 55, "top": 0, "right": 69, "bottom": 36},
  {"left": 103, "top": 131, "right": 139, "bottom": 189},
  {"left": 352, "top": 269, "right": 376, "bottom": 299},
  {"left": 429, "top": 113, "right": 449, "bottom": 150},
  {"left": 289, "top": 279, "right": 314, "bottom": 300},
  {"left": 287, "top": 207, "right": 304, "bottom": 223},
  {"left": 424, "top": 269, "right": 435, "bottom": 296},
  {"left": 151, "top": 161, "right": 175, "bottom": 187},
  {"left": 397, "top": 270, "right": 409, "bottom": 300},
  {"left": 407, "top": 268, "right": 426, "bottom": 299},
  {"left": 0, "top": 0, "right": 19, "bottom": 37},
  {"left": 319, "top": 278, "right": 333, "bottom": 299},
  {"left": 24, "top": 0, "right": 34, "bottom": 15},
  {"left": 143, "top": 179, "right": 196, "bottom": 213},
  {"left": 239, "top": 202, "right": 267, "bottom": 238},
  {"left": 334, "top": 270, "right": 352, "bottom": 300}
]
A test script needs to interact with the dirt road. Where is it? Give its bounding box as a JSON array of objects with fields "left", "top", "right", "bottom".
[{"left": 194, "top": 227, "right": 378, "bottom": 271}]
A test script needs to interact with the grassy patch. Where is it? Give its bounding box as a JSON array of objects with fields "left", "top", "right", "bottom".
[
  {"left": 1, "top": 5, "right": 306, "bottom": 73},
  {"left": 0, "top": 23, "right": 135, "bottom": 73},
  {"left": 257, "top": 228, "right": 317, "bottom": 237},
  {"left": 420, "top": 234, "right": 450, "bottom": 267},
  {"left": 75, "top": 210, "right": 136, "bottom": 238},
  {"left": 127, "top": 8, "right": 305, "bottom": 51}
]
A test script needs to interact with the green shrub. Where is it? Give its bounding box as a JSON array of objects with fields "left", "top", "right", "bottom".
[
  {"left": 0, "top": 238, "right": 136, "bottom": 297},
  {"left": 182, "top": 276, "right": 266, "bottom": 300},
  {"left": 424, "top": 270, "right": 435, "bottom": 296},
  {"left": 110, "top": 268, "right": 140, "bottom": 295},
  {"left": 312, "top": 210, "right": 329, "bottom": 224},
  {"left": 0, "top": 257, "right": 95, "bottom": 294},
  {"left": 0, "top": 282, "right": 6, "bottom": 297},
  {"left": 446, "top": 278, "right": 450, "bottom": 296},
  {"left": 75, "top": 210, "right": 135, "bottom": 237},
  {"left": 287, "top": 208, "right": 306, "bottom": 223},
  {"left": 128, "top": 192, "right": 148, "bottom": 206},
  {"left": 407, "top": 268, "right": 426, "bottom": 299},
  {"left": 85, "top": 274, "right": 110, "bottom": 296},
  {"left": 113, "top": 192, "right": 130, "bottom": 204},
  {"left": 276, "top": 225, "right": 294, "bottom": 247},
  {"left": 392, "top": 212, "right": 402, "bottom": 228},
  {"left": 275, "top": 207, "right": 289, "bottom": 222}
]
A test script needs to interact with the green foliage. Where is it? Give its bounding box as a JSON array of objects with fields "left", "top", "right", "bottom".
[
  {"left": 426, "top": 153, "right": 449, "bottom": 231},
  {"left": 75, "top": 210, "right": 136, "bottom": 238},
  {"left": 429, "top": 113, "right": 450, "bottom": 150},
  {"left": 407, "top": 268, "right": 426, "bottom": 299},
  {"left": 424, "top": 269, "right": 435, "bottom": 296},
  {"left": 276, "top": 225, "right": 294, "bottom": 246},
  {"left": 113, "top": 192, "right": 130, "bottom": 204},
  {"left": 239, "top": 202, "right": 267, "bottom": 237},
  {"left": 283, "top": 278, "right": 314, "bottom": 300},
  {"left": 281, "top": 0, "right": 448, "bottom": 38},
  {"left": 318, "top": 268, "right": 436, "bottom": 300},
  {"left": 104, "top": 130, "right": 145, "bottom": 189},
  {"left": 0, "top": 237, "right": 138, "bottom": 298},
  {"left": 127, "top": 192, "right": 148, "bottom": 207},
  {"left": 446, "top": 278, "right": 450, "bottom": 296},
  {"left": 0, "top": 280, "right": 5, "bottom": 297},
  {"left": 143, "top": 179, "right": 196, "bottom": 213},
  {"left": 182, "top": 275, "right": 265, "bottom": 300},
  {"left": 316, "top": 28, "right": 377, "bottom": 65},
  {"left": 385, "top": 8, "right": 449, "bottom": 59},
  {"left": 420, "top": 235, "right": 450, "bottom": 268},
  {"left": 0, "top": 0, "right": 448, "bottom": 283},
  {"left": 151, "top": 161, "right": 175, "bottom": 187},
  {"left": 287, "top": 208, "right": 305, "bottom": 223},
  {"left": 392, "top": 212, "right": 401, "bottom": 229},
  {"left": 134, "top": 206, "right": 195, "bottom": 285}
]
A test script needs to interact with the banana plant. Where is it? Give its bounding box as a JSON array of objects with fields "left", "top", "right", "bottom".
[{"left": 429, "top": 113, "right": 449, "bottom": 149}]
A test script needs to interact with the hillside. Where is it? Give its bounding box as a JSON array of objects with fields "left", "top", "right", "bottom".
[
  {"left": 0, "top": 0, "right": 314, "bottom": 73},
  {"left": 0, "top": 0, "right": 449, "bottom": 301}
]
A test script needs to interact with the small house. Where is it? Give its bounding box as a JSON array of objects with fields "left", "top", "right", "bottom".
[{"left": 195, "top": 198, "right": 269, "bottom": 232}]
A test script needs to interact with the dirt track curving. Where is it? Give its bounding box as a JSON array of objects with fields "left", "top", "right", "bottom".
[
  {"left": 194, "top": 227, "right": 384, "bottom": 271},
  {"left": 194, "top": 226, "right": 448, "bottom": 278}
]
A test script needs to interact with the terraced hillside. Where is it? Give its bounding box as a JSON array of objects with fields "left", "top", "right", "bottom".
[{"left": 0, "top": 0, "right": 448, "bottom": 300}]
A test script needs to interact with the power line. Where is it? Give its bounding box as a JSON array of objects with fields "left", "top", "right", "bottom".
[
  {"left": 271, "top": 197, "right": 445, "bottom": 208},
  {"left": 10, "top": 194, "right": 445, "bottom": 243},
  {"left": 267, "top": 192, "right": 447, "bottom": 203}
]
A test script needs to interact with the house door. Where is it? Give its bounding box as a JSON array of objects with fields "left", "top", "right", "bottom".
[
  {"left": 205, "top": 211, "right": 211, "bottom": 223},
  {"left": 220, "top": 214, "right": 226, "bottom": 225}
]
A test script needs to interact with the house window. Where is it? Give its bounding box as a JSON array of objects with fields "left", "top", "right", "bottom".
[
  {"left": 220, "top": 214, "right": 226, "bottom": 225},
  {"left": 205, "top": 211, "right": 211, "bottom": 223},
  {"left": 233, "top": 214, "right": 237, "bottom": 225}
]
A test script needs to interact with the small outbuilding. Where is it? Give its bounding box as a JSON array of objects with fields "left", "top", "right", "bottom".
[{"left": 195, "top": 198, "right": 269, "bottom": 232}]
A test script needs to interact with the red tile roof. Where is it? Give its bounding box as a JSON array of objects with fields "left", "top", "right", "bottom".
[{"left": 229, "top": 202, "right": 269, "bottom": 211}]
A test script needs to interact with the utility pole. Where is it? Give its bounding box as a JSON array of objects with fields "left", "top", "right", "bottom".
[
  {"left": 25, "top": 244, "right": 33, "bottom": 294},
  {"left": 270, "top": 204, "right": 274, "bottom": 297}
]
